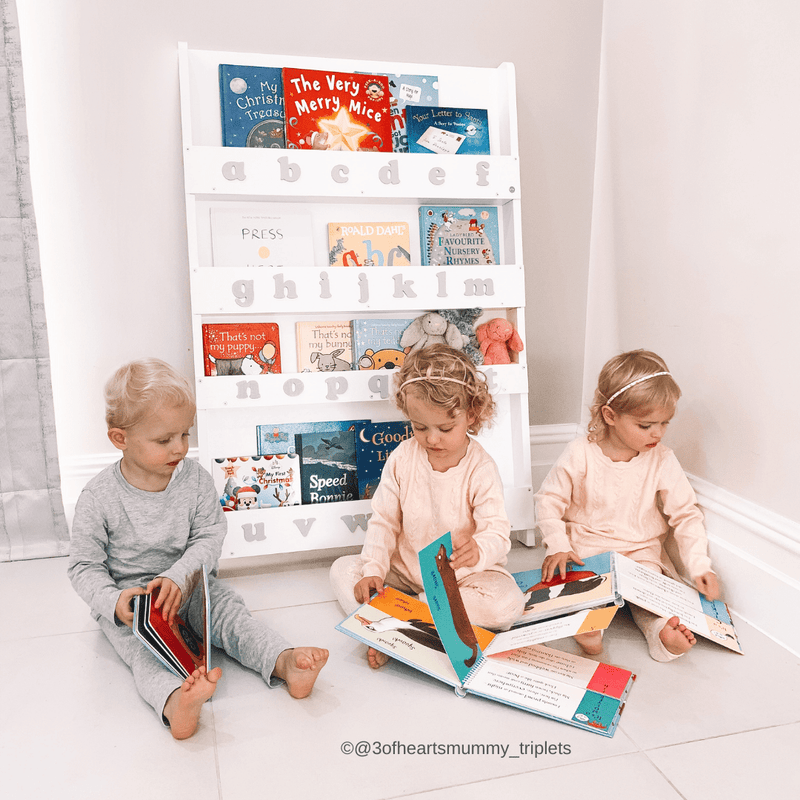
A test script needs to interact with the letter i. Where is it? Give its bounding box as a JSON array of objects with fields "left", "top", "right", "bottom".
[
  {"left": 319, "top": 271, "right": 332, "bottom": 299},
  {"left": 358, "top": 273, "right": 369, "bottom": 303}
]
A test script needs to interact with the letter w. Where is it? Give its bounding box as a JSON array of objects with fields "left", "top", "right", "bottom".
[{"left": 340, "top": 513, "right": 372, "bottom": 532}]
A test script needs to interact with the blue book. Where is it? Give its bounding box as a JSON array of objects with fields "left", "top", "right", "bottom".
[
  {"left": 407, "top": 106, "right": 489, "bottom": 155},
  {"left": 296, "top": 429, "right": 358, "bottom": 505},
  {"left": 418, "top": 205, "right": 500, "bottom": 266},
  {"left": 256, "top": 419, "right": 367, "bottom": 456},
  {"left": 219, "top": 64, "right": 285, "bottom": 148},
  {"left": 351, "top": 318, "right": 415, "bottom": 370},
  {"left": 355, "top": 420, "right": 413, "bottom": 499}
]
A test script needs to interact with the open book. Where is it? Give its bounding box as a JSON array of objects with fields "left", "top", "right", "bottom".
[
  {"left": 336, "top": 534, "right": 635, "bottom": 737},
  {"left": 132, "top": 566, "right": 210, "bottom": 680},
  {"left": 512, "top": 552, "right": 743, "bottom": 654}
]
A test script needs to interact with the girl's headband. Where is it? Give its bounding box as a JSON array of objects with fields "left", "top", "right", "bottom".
[
  {"left": 605, "top": 372, "right": 671, "bottom": 406},
  {"left": 398, "top": 376, "right": 469, "bottom": 391}
]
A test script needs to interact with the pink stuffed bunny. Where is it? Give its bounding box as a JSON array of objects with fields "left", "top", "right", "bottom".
[{"left": 475, "top": 318, "right": 524, "bottom": 365}]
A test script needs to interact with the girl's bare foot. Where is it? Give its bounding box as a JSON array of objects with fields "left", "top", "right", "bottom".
[
  {"left": 274, "top": 647, "right": 329, "bottom": 698},
  {"left": 164, "top": 666, "right": 222, "bottom": 740},
  {"left": 660, "top": 616, "right": 696, "bottom": 655},
  {"left": 367, "top": 646, "right": 390, "bottom": 669},
  {"left": 574, "top": 630, "right": 604, "bottom": 655}
]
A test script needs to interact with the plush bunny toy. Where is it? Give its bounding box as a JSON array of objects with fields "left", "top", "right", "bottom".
[
  {"left": 400, "top": 312, "right": 468, "bottom": 352},
  {"left": 475, "top": 318, "right": 524, "bottom": 364}
]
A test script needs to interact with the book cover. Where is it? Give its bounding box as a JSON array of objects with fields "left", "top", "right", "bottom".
[
  {"left": 132, "top": 567, "right": 210, "bottom": 680},
  {"left": 256, "top": 419, "right": 368, "bottom": 456},
  {"left": 380, "top": 73, "right": 439, "bottom": 153},
  {"left": 355, "top": 420, "right": 413, "bottom": 499},
  {"left": 407, "top": 106, "right": 490, "bottom": 155},
  {"left": 213, "top": 454, "right": 300, "bottom": 511},
  {"left": 351, "top": 317, "right": 415, "bottom": 371},
  {"left": 419, "top": 205, "right": 500, "bottom": 266},
  {"left": 328, "top": 221, "right": 411, "bottom": 267},
  {"left": 210, "top": 207, "right": 314, "bottom": 268},
  {"left": 201, "top": 322, "right": 281, "bottom": 377},
  {"left": 296, "top": 429, "right": 358, "bottom": 505},
  {"left": 282, "top": 68, "right": 393, "bottom": 152},
  {"left": 296, "top": 320, "right": 353, "bottom": 373},
  {"left": 219, "top": 64, "right": 286, "bottom": 148}
]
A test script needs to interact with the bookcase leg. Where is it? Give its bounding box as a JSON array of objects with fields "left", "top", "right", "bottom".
[{"left": 514, "top": 529, "right": 537, "bottom": 547}]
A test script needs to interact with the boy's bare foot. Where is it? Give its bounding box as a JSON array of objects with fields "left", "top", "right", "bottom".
[
  {"left": 164, "top": 665, "right": 222, "bottom": 740},
  {"left": 367, "top": 646, "right": 390, "bottom": 669},
  {"left": 660, "top": 616, "right": 696, "bottom": 655},
  {"left": 574, "top": 630, "right": 604, "bottom": 655},
  {"left": 274, "top": 647, "right": 329, "bottom": 698}
]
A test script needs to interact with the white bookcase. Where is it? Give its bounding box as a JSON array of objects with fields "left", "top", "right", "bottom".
[{"left": 177, "top": 43, "right": 533, "bottom": 560}]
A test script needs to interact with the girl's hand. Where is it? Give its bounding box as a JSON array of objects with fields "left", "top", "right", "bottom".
[
  {"left": 541, "top": 551, "right": 585, "bottom": 583},
  {"left": 354, "top": 576, "right": 385, "bottom": 604},
  {"left": 450, "top": 537, "right": 480, "bottom": 570},
  {"left": 147, "top": 577, "right": 183, "bottom": 624},
  {"left": 695, "top": 572, "right": 720, "bottom": 602},
  {"left": 115, "top": 586, "right": 146, "bottom": 628}
]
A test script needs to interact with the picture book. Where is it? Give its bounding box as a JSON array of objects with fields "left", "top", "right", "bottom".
[
  {"left": 512, "top": 551, "right": 743, "bottom": 654},
  {"left": 419, "top": 205, "right": 500, "bottom": 266},
  {"left": 210, "top": 207, "right": 314, "bottom": 268},
  {"left": 256, "top": 419, "right": 368, "bottom": 455},
  {"left": 336, "top": 534, "right": 634, "bottom": 737},
  {"left": 351, "top": 317, "right": 415, "bottom": 371},
  {"left": 201, "top": 322, "right": 281, "bottom": 377},
  {"left": 282, "top": 68, "right": 393, "bottom": 152},
  {"left": 327, "top": 222, "right": 411, "bottom": 267},
  {"left": 133, "top": 566, "right": 210, "bottom": 680},
  {"left": 354, "top": 420, "right": 413, "bottom": 499},
  {"left": 219, "top": 64, "right": 285, "bottom": 148},
  {"left": 407, "top": 106, "right": 490, "bottom": 155},
  {"left": 374, "top": 73, "right": 439, "bottom": 153},
  {"left": 296, "top": 429, "right": 358, "bottom": 505},
  {"left": 213, "top": 454, "right": 300, "bottom": 511},
  {"left": 296, "top": 320, "right": 353, "bottom": 373}
]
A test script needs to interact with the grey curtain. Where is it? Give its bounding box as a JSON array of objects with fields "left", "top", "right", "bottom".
[{"left": 0, "top": 0, "right": 68, "bottom": 560}]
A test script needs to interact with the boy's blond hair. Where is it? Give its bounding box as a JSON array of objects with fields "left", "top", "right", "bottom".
[
  {"left": 588, "top": 349, "right": 681, "bottom": 442},
  {"left": 105, "top": 358, "right": 195, "bottom": 430},
  {"left": 394, "top": 345, "right": 495, "bottom": 435}
]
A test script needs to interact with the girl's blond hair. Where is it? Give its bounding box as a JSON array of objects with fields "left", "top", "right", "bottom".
[
  {"left": 394, "top": 345, "right": 495, "bottom": 435},
  {"left": 587, "top": 349, "right": 681, "bottom": 442},
  {"left": 105, "top": 358, "right": 195, "bottom": 430}
]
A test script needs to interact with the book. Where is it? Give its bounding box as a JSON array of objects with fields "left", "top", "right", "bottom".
[
  {"left": 201, "top": 322, "right": 281, "bottom": 376},
  {"left": 296, "top": 429, "right": 358, "bottom": 505},
  {"left": 282, "top": 68, "right": 393, "bottom": 152},
  {"left": 355, "top": 420, "right": 413, "bottom": 499},
  {"left": 407, "top": 106, "right": 490, "bottom": 155},
  {"left": 296, "top": 320, "right": 354, "bottom": 372},
  {"left": 327, "top": 221, "right": 411, "bottom": 267},
  {"left": 379, "top": 73, "right": 439, "bottom": 153},
  {"left": 213, "top": 454, "right": 300, "bottom": 511},
  {"left": 512, "top": 551, "right": 743, "bottom": 654},
  {"left": 219, "top": 64, "right": 285, "bottom": 148},
  {"left": 256, "top": 419, "right": 368, "bottom": 456},
  {"left": 419, "top": 205, "right": 500, "bottom": 266},
  {"left": 350, "top": 317, "right": 415, "bottom": 371},
  {"left": 133, "top": 566, "right": 210, "bottom": 680},
  {"left": 336, "top": 533, "right": 634, "bottom": 737},
  {"left": 210, "top": 207, "right": 314, "bottom": 268}
]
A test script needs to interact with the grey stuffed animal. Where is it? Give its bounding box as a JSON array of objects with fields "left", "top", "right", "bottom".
[{"left": 400, "top": 312, "right": 468, "bottom": 352}]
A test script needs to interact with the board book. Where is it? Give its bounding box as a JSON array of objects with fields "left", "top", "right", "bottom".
[
  {"left": 213, "top": 454, "right": 300, "bottom": 511},
  {"left": 351, "top": 317, "right": 414, "bottom": 371},
  {"left": 371, "top": 72, "right": 439, "bottom": 153},
  {"left": 407, "top": 106, "right": 490, "bottom": 155},
  {"left": 512, "top": 551, "right": 743, "bottom": 654},
  {"left": 296, "top": 320, "right": 353, "bottom": 373},
  {"left": 210, "top": 207, "right": 314, "bottom": 268},
  {"left": 327, "top": 221, "right": 411, "bottom": 267},
  {"left": 132, "top": 566, "right": 210, "bottom": 680},
  {"left": 419, "top": 205, "right": 500, "bottom": 266},
  {"left": 336, "top": 534, "right": 634, "bottom": 737},
  {"left": 296, "top": 429, "right": 358, "bottom": 505},
  {"left": 219, "top": 64, "right": 285, "bottom": 148},
  {"left": 256, "top": 419, "right": 368, "bottom": 456},
  {"left": 201, "top": 322, "right": 281, "bottom": 376},
  {"left": 354, "top": 420, "right": 413, "bottom": 499}
]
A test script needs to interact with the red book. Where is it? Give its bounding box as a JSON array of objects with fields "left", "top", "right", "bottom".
[
  {"left": 201, "top": 322, "right": 281, "bottom": 377},
  {"left": 282, "top": 68, "right": 392, "bottom": 152}
]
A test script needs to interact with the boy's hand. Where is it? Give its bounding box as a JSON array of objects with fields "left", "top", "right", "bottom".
[
  {"left": 354, "top": 576, "right": 385, "bottom": 604},
  {"left": 147, "top": 577, "right": 183, "bottom": 624},
  {"left": 115, "top": 586, "right": 146, "bottom": 628},
  {"left": 541, "top": 551, "right": 585, "bottom": 583},
  {"left": 695, "top": 572, "right": 720, "bottom": 602},
  {"left": 450, "top": 537, "right": 480, "bottom": 571}
]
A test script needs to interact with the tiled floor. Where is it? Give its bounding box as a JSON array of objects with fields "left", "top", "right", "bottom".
[{"left": 1, "top": 543, "right": 798, "bottom": 800}]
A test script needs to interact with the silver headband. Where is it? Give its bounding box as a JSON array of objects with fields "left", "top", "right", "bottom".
[
  {"left": 398, "top": 376, "right": 469, "bottom": 391},
  {"left": 605, "top": 372, "right": 671, "bottom": 406}
]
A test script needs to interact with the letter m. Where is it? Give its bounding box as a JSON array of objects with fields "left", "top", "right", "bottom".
[{"left": 463, "top": 278, "right": 495, "bottom": 297}]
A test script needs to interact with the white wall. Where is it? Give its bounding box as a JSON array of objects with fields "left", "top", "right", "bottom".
[{"left": 15, "top": 0, "right": 603, "bottom": 477}]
